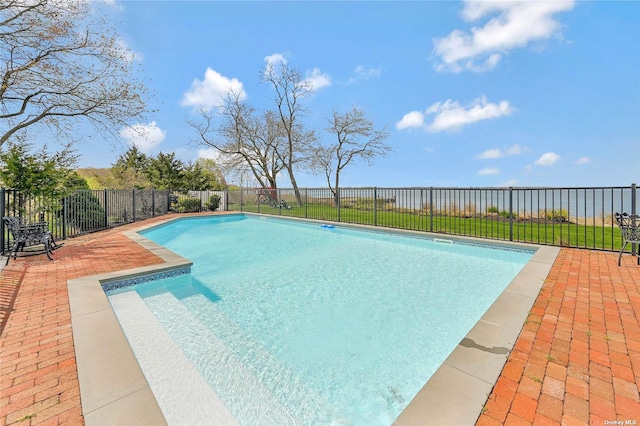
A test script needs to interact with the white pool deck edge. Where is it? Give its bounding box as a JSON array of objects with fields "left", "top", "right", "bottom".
[{"left": 67, "top": 212, "right": 559, "bottom": 426}]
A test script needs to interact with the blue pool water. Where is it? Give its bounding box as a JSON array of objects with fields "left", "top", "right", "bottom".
[{"left": 108, "top": 214, "right": 534, "bottom": 425}]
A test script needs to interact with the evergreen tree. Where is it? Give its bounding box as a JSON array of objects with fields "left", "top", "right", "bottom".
[
  {"left": 0, "top": 140, "right": 88, "bottom": 217},
  {"left": 111, "top": 145, "right": 151, "bottom": 189},
  {"left": 183, "top": 159, "right": 227, "bottom": 191},
  {"left": 146, "top": 152, "right": 185, "bottom": 190},
  {"left": 0, "top": 140, "right": 85, "bottom": 197}
]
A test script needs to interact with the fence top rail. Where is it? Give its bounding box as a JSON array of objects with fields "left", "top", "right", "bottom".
[
  {"left": 2, "top": 185, "right": 636, "bottom": 192},
  {"left": 228, "top": 185, "right": 637, "bottom": 191}
]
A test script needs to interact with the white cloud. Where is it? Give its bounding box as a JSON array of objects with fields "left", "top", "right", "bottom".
[
  {"left": 263, "top": 52, "right": 330, "bottom": 92},
  {"left": 478, "top": 167, "right": 500, "bottom": 176},
  {"left": 352, "top": 65, "right": 382, "bottom": 81},
  {"left": 396, "top": 97, "right": 513, "bottom": 132},
  {"left": 426, "top": 96, "right": 514, "bottom": 132},
  {"left": 263, "top": 53, "right": 288, "bottom": 77},
  {"left": 265, "top": 53, "right": 287, "bottom": 67},
  {"left": 197, "top": 148, "right": 222, "bottom": 161},
  {"left": 574, "top": 156, "right": 591, "bottom": 165},
  {"left": 505, "top": 144, "right": 524, "bottom": 156},
  {"left": 535, "top": 152, "right": 560, "bottom": 166},
  {"left": 304, "top": 68, "right": 331, "bottom": 91},
  {"left": 396, "top": 111, "right": 425, "bottom": 130},
  {"left": 119, "top": 121, "right": 166, "bottom": 154},
  {"left": 433, "top": 1, "right": 575, "bottom": 73},
  {"left": 476, "top": 144, "right": 525, "bottom": 159},
  {"left": 476, "top": 148, "right": 502, "bottom": 159},
  {"left": 181, "top": 68, "right": 246, "bottom": 111}
]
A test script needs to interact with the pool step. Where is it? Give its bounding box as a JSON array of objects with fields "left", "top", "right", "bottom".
[
  {"left": 177, "top": 292, "right": 344, "bottom": 425},
  {"left": 143, "top": 291, "right": 316, "bottom": 426},
  {"left": 108, "top": 291, "right": 238, "bottom": 426}
]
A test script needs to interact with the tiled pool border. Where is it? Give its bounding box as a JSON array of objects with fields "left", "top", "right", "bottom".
[
  {"left": 101, "top": 267, "right": 191, "bottom": 293},
  {"left": 67, "top": 212, "right": 559, "bottom": 425}
]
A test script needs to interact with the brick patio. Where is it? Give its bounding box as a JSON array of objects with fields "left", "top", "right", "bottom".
[
  {"left": 1, "top": 214, "right": 639, "bottom": 425},
  {"left": 477, "top": 249, "right": 640, "bottom": 426}
]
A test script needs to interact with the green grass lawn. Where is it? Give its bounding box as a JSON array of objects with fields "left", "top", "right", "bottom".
[{"left": 230, "top": 202, "right": 627, "bottom": 252}]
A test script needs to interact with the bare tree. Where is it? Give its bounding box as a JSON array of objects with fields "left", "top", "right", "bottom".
[
  {"left": 313, "top": 107, "right": 391, "bottom": 206},
  {"left": 0, "top": 0, "right": 150, "bottom": 148},
  {"left": 187, "top": 91, "right": 286, "bottom": 193},
  {"left": 262, "top": 61, "right": 316, "bottom": 205}
]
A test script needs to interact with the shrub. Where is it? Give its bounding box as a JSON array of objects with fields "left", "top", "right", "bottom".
[
  {"left": 208, "top": 194, "right": 221, "bottom": 211},
  {"left": 353, "top": 197, "right": 391, "bottom": 210},
  {"left": 540, "top": 209, "right": 568, "bottom": 222},
  {"left": 487, "top": 207, "right": 511, "bottom": 219},
  {"left": 175, "top": 197, "right": 201, "bottom": 213}
]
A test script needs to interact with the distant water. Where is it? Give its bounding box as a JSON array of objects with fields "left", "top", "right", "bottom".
[{"left": 271, "top": 187, "right": 639, "bottom": 219}]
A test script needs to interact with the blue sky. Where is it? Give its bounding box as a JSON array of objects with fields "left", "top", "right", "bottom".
[{"left": 79, "top": 0, "right": 639, "bottom": 188}]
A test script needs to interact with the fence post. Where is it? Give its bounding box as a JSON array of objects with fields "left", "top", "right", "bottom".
[
  {"left": 240, "top": 188, "right": 244, "bottom": 212},
  {"left": 132, "top": 189, "right": 136, "bottom": 222},
  {"left": 152, "top": 189, "right": 156, "bottom": 217},
  {"left": 632, "top": 183, "right": 637, "bottom": 256},
  {"left": 278, "top": 188, "right": 282, "bottom": 215},
  {"left": 337, "top": 189, "right": 341, "bottom": 223},
  {"left": 305, "top": 188, "right": 308, "bottom": 219},
  {"left": 62, "top": 196, "right": 67, "bottom": 240},
  {"left": 509, "top": 186, "right": 514, "bottom": 241},
  {"left": 429, "top": 187, "right": 433, "bottom": 232},
  {"left": 373, "top": 187, "right": 378, "bottom": 226},
  {"left": 257, "top": 188, "right": 261, "bottom": 213},
  {"left": 0, "top": 188, "right": 5, "bottom": 254},
  {"left": 103, "top": 189, "right": 108, "bottom": 227}
]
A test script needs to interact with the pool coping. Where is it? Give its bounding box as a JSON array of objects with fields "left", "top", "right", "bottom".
[
  {"left": 68, "top": 225, "right": 195, "bottom": 425},
  {"left": 67, "top": 212, "right": 559, "bottom": 425}
]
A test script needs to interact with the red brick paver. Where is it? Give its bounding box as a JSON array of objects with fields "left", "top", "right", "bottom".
[
  {"left": 479, "top": 249, "right": 640, "bottom": 426},
  {"left": 1, "top": 216, "right": 179, "bottom": 426},
  {"left": 1, "top": 215, "right": 639, "bottom": 425}
]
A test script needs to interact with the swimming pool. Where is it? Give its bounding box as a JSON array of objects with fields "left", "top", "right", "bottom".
[{"left": 103, "top": 214, "right": 536, "bottom": 425}]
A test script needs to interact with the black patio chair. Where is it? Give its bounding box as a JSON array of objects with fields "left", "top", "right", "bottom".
[
  {"left": 2, "top": 217, "right": 61, "bottom": 265},
  {"left": 614, "top": 212, "right": 640, "bottom": 266},
  {"left": 279, "top": 200, "right": 293, "bottom": 210},
  {"left": 271, "top": 199, "right": 292, "bottom": 210}
]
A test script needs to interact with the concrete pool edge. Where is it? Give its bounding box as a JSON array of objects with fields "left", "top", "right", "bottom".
[
  {"left": 67, "top": 212, "right": 559, "bottom": 425},
  {"left": 68, "top": 218, "right": 198, "bottom": 426},
  {"left": 394, "top": 244, "right": 559, "bottom": 425}
]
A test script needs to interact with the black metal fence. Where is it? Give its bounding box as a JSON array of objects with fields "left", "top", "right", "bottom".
[
  {"left": 228, "top": 184, "right": 639, "bottom": 253},
  {"left": 2, "top": 185, "right": 637, "bottom": 255},
  {"left": 1, "top": 189, "right": 226, "bottom": 254}
]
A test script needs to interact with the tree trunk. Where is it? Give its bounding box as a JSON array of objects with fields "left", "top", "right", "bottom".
[
  {"left": 286, "top": 165, "right": 303, "bottom": 206},
  {"left": 333, "top": 173, "right": 340, "bottom": 207}
]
